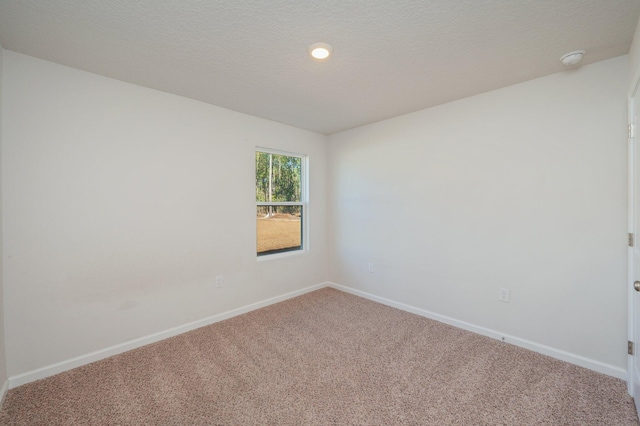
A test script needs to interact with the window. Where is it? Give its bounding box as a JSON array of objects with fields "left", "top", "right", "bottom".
[{"left": 256, "top": 149, "right": 305, "bottom": 257}]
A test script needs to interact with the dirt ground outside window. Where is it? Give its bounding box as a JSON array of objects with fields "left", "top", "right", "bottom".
[{"left": 257, "top": 214, "right": 301, "bottom": 253}]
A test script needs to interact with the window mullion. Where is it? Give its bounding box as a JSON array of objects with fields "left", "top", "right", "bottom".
[{"left": 257, "top": 202, "right": 303, "bottom": 206}]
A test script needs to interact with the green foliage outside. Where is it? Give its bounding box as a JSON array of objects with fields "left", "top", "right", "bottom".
[{"left": 256, "top": 151, "right": 302, "bottom": 215}]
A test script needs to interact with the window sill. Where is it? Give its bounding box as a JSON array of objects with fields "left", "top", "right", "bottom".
[{"left": 257, "top": 249, "right": 307, "bottom": 262}]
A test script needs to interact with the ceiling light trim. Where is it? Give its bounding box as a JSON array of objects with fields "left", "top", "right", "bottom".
[
  {"left": 308, "top": 42, "right": 333, "bottom": 60},
  {"left": 560, "top": 50, "right": 585, "bottom": 66}
]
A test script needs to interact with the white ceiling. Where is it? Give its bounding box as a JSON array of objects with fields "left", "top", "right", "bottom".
[{"left": 0, "top": 0, "right": 639, "bottom": 135}]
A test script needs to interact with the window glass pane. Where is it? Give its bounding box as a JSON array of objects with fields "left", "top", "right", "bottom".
[
  {"left": 255, "top": 152, "right": 301, "bottom": 203},
  {"left": 257, "top": 205, "right": 302, "bottom": 255},
  {"left": 271, "top": 154, "right": 301, "bottom": 202}
]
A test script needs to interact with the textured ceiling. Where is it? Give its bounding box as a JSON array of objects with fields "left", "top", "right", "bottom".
[{"left": 0, "top": 0, "right": 639, "bottom": 135}]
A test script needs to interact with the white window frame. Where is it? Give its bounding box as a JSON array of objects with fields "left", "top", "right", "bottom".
[{"left": 256, "top": 147, "right": 308, "bottom": 260}]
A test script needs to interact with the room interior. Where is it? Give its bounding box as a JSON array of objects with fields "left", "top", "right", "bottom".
[{"left": 1, "top": 0, "right": 640, "bottom": 423}]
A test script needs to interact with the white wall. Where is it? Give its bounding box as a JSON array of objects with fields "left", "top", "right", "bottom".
[
  {"left": 0, "top": 43, "right": 8, "bottom": 397},
  {"left": 328, "top": 56, "right": 629, "bottom": 373},
  {"left": 0, "top": 47, "right": 630, "bottom": 382},
  {"left": 2, "top": 50, "right": 329, "bottom": 378}
]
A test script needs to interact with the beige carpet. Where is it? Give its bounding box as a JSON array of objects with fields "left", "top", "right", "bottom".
[{"left": 1, "top": 287, "right": 637, "bottom": 425}]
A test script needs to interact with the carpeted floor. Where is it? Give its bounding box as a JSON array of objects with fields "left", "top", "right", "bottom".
[{"left": 1, "top": 287, "right": 638, "bottom": 425}]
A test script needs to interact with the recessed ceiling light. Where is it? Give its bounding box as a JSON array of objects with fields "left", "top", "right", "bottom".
[
  {"left": 308, "top": 42, "right": 333, "bottom": 60},
  {"left": 560, "top": 50, "right": 585, "bottom": 66}
]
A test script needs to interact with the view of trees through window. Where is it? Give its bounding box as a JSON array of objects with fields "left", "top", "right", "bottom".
[{"left": 256, "top": 151, "right": 303, "bottom": 256}]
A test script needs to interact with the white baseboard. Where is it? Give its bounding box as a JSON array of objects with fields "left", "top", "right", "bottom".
[
  {"left": 8, "top": 282, "right": 329, "bottom": 389},
  {"left": 327, "top": 282, "right": 627, "bottom": 380},
  {"left": 9, "top": 281, "right": 626, "bottom": 389}
]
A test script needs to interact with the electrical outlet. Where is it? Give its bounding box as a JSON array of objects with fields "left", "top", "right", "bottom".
[
  {"left": 498, "top": 288, "right": 510, "bottom": 303},
  {"left": 216, "top": 275, "right": 224, "bottom": 288},
  {"left": 367, "top": 262, "right": 374, "bottom": 273}
]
